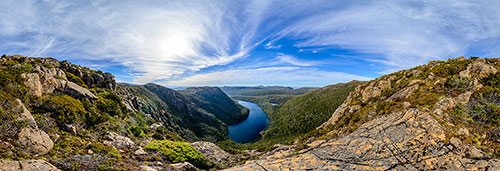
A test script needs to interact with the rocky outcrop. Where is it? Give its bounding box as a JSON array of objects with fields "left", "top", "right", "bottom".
[
  {"left": 190, "top": 141, "right": 236, "bottom": 167},
  {"left": 103, "top": 132, "right": 136, "bottom": 149},
  {"left": 0, "top": 159, "right": 60, "bottom": 171},
  {"left": 60, "top": 60, "right": 116, "bottom": 90},
  {"left": 21, "top": 64, "right": 98, "bottom": 99},
  {"left": 228, "top": 109, "right": 500, "bottom": 170}
]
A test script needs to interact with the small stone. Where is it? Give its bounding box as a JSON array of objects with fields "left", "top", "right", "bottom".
[
  {"left": 458, "top": 128, "right": 470, "bottom": 137},
  {"left": 149, "top": 123, "right": 163, "bottom": 130},
  {"left": 135, "top": 147, "right": 148, "bottom": 155},
  {"left": 64, "top": 124, "right": 77, "bottom": 135},
  {"left": 88, "top": 149, "right": 94, "bottom": 154}
]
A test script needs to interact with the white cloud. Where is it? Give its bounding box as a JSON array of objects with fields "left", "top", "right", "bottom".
[
  {"left": 276, "top": 53, "right": 319, "bottom": 66},
  {"left": 163, "top": 67, "right": 372, "bottom": 87},
  {"left": 2, "top": 0, "right": 500, "bottom": 86}
]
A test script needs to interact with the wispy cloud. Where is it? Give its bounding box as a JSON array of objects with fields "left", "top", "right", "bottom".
[
  {"left": 1, "top": 0, "right": 500, "bottom": 86},
  {"left": 276, "top": 53, "right": 319, "bottom": 66},
  {"left": 163, "top": 67, "right": 372, "bottom": 87}
]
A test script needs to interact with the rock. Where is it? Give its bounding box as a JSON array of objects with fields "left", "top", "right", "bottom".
[
  {"left": 103, "top": 132, "right": 135, "bottom": 149},
  {"left": 466, "top": 146, "right": 487, "bottom": 159},
  {"left": 377, "top": 80, "right": 391, "bottom": 90},
  {"left": 190, "top": 141, "right": 234, "bottom": 167},
  {"left": 0, "top": 159, "right": 60, "bottom": 171},
  {"left": 470, "top": 60, "right": 498, "bottom": 78},
  {"left": 134, "top": 147, "right": 148, "bottom": 155},
  {"left": 433, "top": 97, "right": 455, "bottom": 117},
  {"left": 21, "top": 73, "right": 43, "bottom": 97},
  {"left": 457, "top": 128, "right": 470, "bottom": 137},
  {"left": 408, "top": 79, "right": 423, "bottom": 86},
  {"left": 88, "top": 149, "right": 94, "bottom": 155},
  {"left": 64, "top": 124, "right": 77, "bottom": 135},
  {"left": 16, "top": 127, "right": 54, "bottom": 155},
  {"left": 450, "top": 137, "right": 465, "bottom": 152},
  {"left": 139, "top": 165, "right": 157, "bottom": 171},
  {"left": 455, "top": 92, "right": 473, "bottom": 105},
  {"left": 387, "top": 84, "right": 419, "bottom": 101},
  {"left": 170, "top": 162, "right": 196, "bottom": 171},
  {"left": 65, "top": 81, "right": 98, "bottom": 99},
  {"left": 12, "top": 99, "right": 37, "bottom": 127},
  {"left": 401, "top": 101, "right": 412, "bottom": 109},
  {"left": 226, "top": 109, "right": 479, "bottom": 170},
  {"left": 149, "top": 123, "right": 163, "bottom": 130},
  {"left": 361, "top": 86, "right": 381, "bottom": 102}
]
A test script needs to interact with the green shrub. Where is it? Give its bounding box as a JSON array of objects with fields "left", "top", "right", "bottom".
[
  {"left": 144, "top": 140, "right": 208, "bottom": 168},
  {"left": 44, "top": 95, "right": 86, "bottom": 124},
  {"left": 65, "top": 72, "right": 87, "bottom": 88}
]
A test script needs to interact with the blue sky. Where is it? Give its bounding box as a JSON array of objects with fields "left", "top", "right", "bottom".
[{"left": 1, "top": 0, "right": 500, "bottom": 87}]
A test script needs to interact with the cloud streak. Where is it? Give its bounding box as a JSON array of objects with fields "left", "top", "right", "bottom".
[{"left": 1, "top": 0, "right": 500, "bottom": 86}]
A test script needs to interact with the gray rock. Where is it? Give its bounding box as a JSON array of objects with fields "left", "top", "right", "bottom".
[
  {"left": 139, "top": 165, "right": 157, "bottom": 171},
  {"left": 149, "top": 123, "right": 163, "bottom": 130},
  {"left": 0, "top": 159, "right": 60, "bottom": 171},
  {"left": 190, "top": 141, "right": 234, "bottom": 167},
  {"left": 16, "top": 127, "right": 54, "bottom": 155},
  {"left": 103, "top": 132, "right": 135, "bottom": 149},
  {"left": 65, "top": 81, "right": 98, "bottom": 99},
  {"left": 134, "top": 147, "right": 148, "bottom": 155},
  {"left": 457, "top": 128, "right": 470, "bottom": 137},
  {"left": 170, "top": 162, "right": 197, "bottom": 171},
  {"left": 466, "top": 146, "right": 487, "bottom": 159}
]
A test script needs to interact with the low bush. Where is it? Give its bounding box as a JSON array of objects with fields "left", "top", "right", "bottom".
[{"left": 144, "top": 140, "right": 209, "bottom": 168}]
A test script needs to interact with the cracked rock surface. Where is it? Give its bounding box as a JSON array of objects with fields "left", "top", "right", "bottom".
[{"left": 227, "top": 109, "right": 500, "bottom": 170}]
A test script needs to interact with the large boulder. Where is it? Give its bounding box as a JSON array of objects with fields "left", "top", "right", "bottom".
[
  {"left": 65, "top": 81, "right": 98, "bottom": 99},
  {"left": 16, "top": 127, "right": 54, "bottom": 155},
  {"left": 0, "top": 160, "right": 60, "bottom": 171}
]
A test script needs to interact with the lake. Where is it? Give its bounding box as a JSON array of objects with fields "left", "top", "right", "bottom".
[{"left": 228, "top": 100, "right": 270, "bottom": 143}]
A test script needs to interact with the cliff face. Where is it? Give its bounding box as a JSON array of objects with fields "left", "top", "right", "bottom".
[{"left": 228, "top": 57, "right": 500, "bottom": 170}]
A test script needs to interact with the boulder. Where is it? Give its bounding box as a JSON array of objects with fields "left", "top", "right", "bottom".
[
  {"left": 470, "top": 61, "right": 497, "bottom": 78},
  {"left": 21, "top": 73, "right": 43, "bottom": 97},
  {"left": 103, "top": 132, "right": 135, "bottom": 149},
  {"left": 65, "top": 81, "right": 98, "bottom": 99},
  {"left": 170, "top": 162, "right": 197, "bottom": 171},
  {"left": 387, "top": 84, "right": 419, "bottom": 101},
  {"left": 16, "top": 127, "right": 54, "bottom": 155},
  {"left": 361, "top": 86, "right": 381, "bottom": 102},
  {"left": 0, "top": 159, "right": 60, "bottom": 171}
]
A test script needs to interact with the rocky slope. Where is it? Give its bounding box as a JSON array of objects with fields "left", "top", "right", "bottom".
[
  {"left": 228, "top": 57, "right": 500, "bottom": 170},
  {"left": 0, "top": 55, "right": 246, "bottom": 170}
]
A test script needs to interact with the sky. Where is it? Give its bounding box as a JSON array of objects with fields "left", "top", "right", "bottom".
[{"left": 1, "top": 0, "right": 500, "bottom": 87}]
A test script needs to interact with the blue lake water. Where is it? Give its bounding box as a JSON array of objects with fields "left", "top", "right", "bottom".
[{"left": 228, "top": 100, "right": 270, "bottom": 143}]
